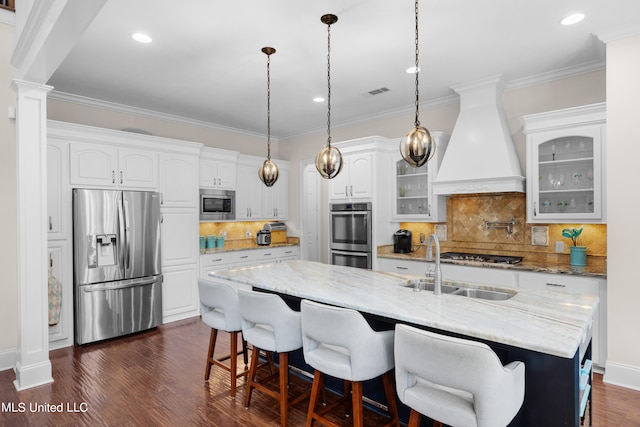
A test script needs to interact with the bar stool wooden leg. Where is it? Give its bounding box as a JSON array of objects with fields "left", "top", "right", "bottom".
[
  {"left": 351, "top": 381, "right": 364, "bottom": 427},
  {"left": 306, "top": 370, "right": 323, "bottom": 427},
  {"left": 408, "top": 409, "right": 421, "bottom": 427},
  {"left": 229, "top": 331, "right": 238, "bottom": 397},
  {"left": 204, "top": 328, "right": 218, "bottom": 381},
  {"left": 279, "top": 352, "right": 289, "bottom": 427},
  {"left": 245, "top": 344, "right": 261, "bottom": 408},
  {"left": 382, "top": 371, "right": 400, "bottom": 427}
]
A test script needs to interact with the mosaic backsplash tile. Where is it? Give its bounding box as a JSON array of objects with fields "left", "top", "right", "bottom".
[{"left": 401, "top": 193, "right": 606, "bottom": 262}]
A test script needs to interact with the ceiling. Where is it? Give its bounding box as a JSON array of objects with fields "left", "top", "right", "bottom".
[{"left": 47, "top": 0, "right": 640, "bottom": 139}]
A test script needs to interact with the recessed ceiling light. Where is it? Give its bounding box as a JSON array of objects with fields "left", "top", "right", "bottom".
[
  {"left": 560, "top": 13, "right": 585, "bottom": 26},
  {"left": 313, "top": 97, "right": 325, "bottom": 103},
  {"left": 405, "top": 66, "right": 420, "bottom": 74},
  {"left": 132, "top": 33, "right": 152, "bottom": 43}
]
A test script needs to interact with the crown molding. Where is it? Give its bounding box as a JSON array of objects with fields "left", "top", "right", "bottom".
[
  {"left": 506, "top": 60, "right": 605, "bottom": 90},
  {"left": 48, "top": 90, "right": 271, "bottom": 141}
]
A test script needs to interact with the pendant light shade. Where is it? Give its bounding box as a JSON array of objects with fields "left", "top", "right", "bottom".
[
  {"left": 258, "top": 46, "right": 279, "bottom": 187},
  {"left": 400, "top": 0, "right": 435, "bottom": 167},
  {"left": 401, "top": 125, "right": 434, "bottom": 167},
  {"left": 315, "top": 14, "right": 343, "bottom": 180}
]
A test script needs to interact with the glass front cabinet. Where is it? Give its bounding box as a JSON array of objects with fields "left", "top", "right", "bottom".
[
  {"left": 392, "top": 131, "right": 448, "bottom": 222},
  {"left": 521, "top": 103, "right": 606, "bottom": 223}
]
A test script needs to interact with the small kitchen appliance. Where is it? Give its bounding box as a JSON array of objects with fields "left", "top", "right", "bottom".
[
  {"left": 393, "top": 229, "right": 413, "bottom": 253},
  {"left": 264, "top": 222, "right": 287, "bottom": 244},
  {"left": 256, "top": 229, "right": 271, "bottom": 246}
]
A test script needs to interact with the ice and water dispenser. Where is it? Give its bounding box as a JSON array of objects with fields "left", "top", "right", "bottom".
[{"left": 87, "top": 234, "right": 118, "bottom": 268}]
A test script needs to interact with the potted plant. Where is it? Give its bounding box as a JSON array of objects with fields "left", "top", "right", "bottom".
[{"left": 562, "top": 226, "right": 587, "bottom": 266}]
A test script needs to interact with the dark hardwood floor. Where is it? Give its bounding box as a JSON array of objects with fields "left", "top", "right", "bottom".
[{"left": 1, "top": 317, "right": 638, "bottom": 426}]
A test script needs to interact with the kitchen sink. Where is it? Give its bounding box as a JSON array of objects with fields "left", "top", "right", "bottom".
[
  {"left": 403, "top": 279, "right": 516, "bottom": 300},
  {"left": 451, "top": 288, "right": 515, "bottom": 301},
  {"left": 404, "top": 279, "right": 459, "bottom": 294}
]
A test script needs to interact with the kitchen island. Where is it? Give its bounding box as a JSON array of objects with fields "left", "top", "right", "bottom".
[{"left": 209, "top": 260, "right": 598, "bottom": 426}]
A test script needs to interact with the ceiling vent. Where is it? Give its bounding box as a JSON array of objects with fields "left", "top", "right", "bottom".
[{"left": 368, "top": 87, "right": 390, "bottom": 96}]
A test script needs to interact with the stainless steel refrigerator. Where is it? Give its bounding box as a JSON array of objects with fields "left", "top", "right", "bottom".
[{"left": 73, "top": 189, "right": 162, "bottom": 345}]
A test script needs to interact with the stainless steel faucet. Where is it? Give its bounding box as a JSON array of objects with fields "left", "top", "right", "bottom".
[{"left": 425, "top": 233, "right": 443, "bottom": 295}]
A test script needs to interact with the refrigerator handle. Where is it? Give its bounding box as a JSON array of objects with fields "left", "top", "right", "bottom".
[
  {"left": 117, "top": 196, "right": 126, "bottom": 272},
  {"left": 123, "top": 199, "right": 131, "bottom": 271}
]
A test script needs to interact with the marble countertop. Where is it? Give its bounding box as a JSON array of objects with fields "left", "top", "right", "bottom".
[
  {"left": 378, "top": 248, "right": 607, "bottom": 278},
  {"left": 210, "top": 260, "right": 599, "bottom": 359}
]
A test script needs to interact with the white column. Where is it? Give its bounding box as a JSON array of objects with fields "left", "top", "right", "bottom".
[{"left": 11, "top": 78, "right": 53, "bottom": 390}]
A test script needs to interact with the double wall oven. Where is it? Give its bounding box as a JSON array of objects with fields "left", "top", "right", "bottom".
[{"left": 329, "top": 202, "right": 372, "bottom": 269}]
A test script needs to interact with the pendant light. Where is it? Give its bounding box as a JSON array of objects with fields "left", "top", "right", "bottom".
[
  {"left": 258, "top": 47, "right": 279, "bottom": 187},
  {"left": 315, "top": 14, "right": 343, "bottom": 180},
  {"left": 400, "top": 0, "right": 435, "bottom": 167}
]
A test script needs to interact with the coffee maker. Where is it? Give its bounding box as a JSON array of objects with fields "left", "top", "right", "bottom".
[{"left": 393, "top": 229, "right": 412, "bottom": 253}]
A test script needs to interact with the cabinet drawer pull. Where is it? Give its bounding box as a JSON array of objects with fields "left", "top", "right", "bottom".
[
  {"left": 112, "top": 170, "right": 115, "bottom": 184},
  {"left": 546, "top": 282, "right": 566, "bottom": 288},
  {"left": 239, "top": 255, "right": 249, "bottom": 259},
  {"left": 284, "top": 251, "right": 292, "bottom": 254},
  {"left": 396, "top": 266, "right": 408, "bottom": 270},
  {"left": 212, "top": 258, "right": 223, "bottom": 262},
  {"left": 49, "top": 216, "right": 53, "bottom": 231},
  {"left": 264, "top": 253, "right": 272, "bottom": 256},
  {"left": 120, "top": 171, "right": 123, "bottom": 184}
]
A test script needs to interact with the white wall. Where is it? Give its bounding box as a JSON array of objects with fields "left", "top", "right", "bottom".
[
  {"left": 0, "top": 20, "right": 17, "bottom": 366},
  {"left": 604, "top": 33, "right": 640, "bottom": 390}
]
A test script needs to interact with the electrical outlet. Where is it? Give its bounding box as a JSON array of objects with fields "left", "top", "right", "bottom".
[
  {"left": 555, "top": 241, "right": 564, "bottom": 252},
  {"left": 420, "top": 233, "right": 426, "bottom": 244}
]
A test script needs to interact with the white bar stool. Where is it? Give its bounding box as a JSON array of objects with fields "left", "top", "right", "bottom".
[
  {"left": 238, "top": 289, "right": 311, "bottom": 427},
  {"left": 300, "top": 299, "right": 400, "bottom": 427},
  {"left": 197, "top": 278, "right": 249, "bottom": 398},
  {"left": 394, "top": 324, "right": 525, "bottom": 427}
]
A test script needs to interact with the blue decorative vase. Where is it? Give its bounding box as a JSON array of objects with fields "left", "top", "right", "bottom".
[{"left": 569, "top": 246, "right": 587, "bottom": 266}]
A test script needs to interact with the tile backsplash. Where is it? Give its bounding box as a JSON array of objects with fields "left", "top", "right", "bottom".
[{"left": 401, "top": 193, "right": 606, "bottom": 260}]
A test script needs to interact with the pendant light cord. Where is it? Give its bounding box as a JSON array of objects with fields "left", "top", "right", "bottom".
[
  {"left": 266, "top": 52, "right": 272, "bottom": 159},
  {"left": 414, "top": 0, "right": 420, "bottom": 128},
  {"left": 326, "top": 20, "right": 332, "bottom": 147}
]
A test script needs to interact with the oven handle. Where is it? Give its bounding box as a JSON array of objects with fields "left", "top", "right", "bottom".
[
  {"left": 330, "top": 211, "right": 370, "bottom": 216},
  {"left": 331, "top": 249, "right": 370, "bottom": 257}
]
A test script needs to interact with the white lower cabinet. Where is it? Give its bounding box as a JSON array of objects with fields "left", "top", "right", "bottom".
[
  {"left": 162, "top": 265, "right": 199, "bottom": 323},
  {"left": 161, "top": 208, "right": 199, "bottom": 322},
  {"left": 517, "top": 271, "right": 606, "bottom": 369},
  {"left": 377, "top": 258, "right": 428, "bottom": 276}
]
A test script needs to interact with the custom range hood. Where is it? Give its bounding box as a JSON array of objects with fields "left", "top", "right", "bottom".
[{"left": 432, "top": 76, "right": 524, "bottom": 195}]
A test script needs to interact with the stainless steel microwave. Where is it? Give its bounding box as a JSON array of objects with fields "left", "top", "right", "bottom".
[{"left": 199, "top": 189, "right": 235, "bottom": 221}]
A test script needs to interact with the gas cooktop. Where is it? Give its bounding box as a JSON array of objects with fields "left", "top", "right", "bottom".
[{"left": 439, "top": 252, "right": 523, "bottom": 265}]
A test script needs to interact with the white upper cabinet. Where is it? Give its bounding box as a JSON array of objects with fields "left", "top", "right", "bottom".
[
  {"left": 70, "top": 143, "right": 158, "bottom": 189},
  {"left": 262, "top": 163, "right": 289, "bottom": 220},
  {"left": 159, "top": 152, "right": 199, "bottom": 208},
  {"left": 236, "top": 157, "right": 264, "bottom": 219},
  {"left": 328, "top": 152, "right": 373, "bottom": 201},
  {"left": 47, "top": 139, "right": 68, "bottom": 239},
  {"left": 392, "top": 131, "right": 448, "bottom": 222},
  {"left": 236, "top": 154, "right": 289, "bottom": 220},
  {"left": 522, "top": 103, "right": 606, "bottom": 223},
  {"left": 199, "top": 147, "right": 239, "bottom": 190}
]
